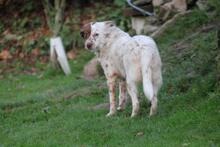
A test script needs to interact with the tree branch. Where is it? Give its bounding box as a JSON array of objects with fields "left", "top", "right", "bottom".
[{"left": 150, "top": 11, "right": 192, "bottom": 39}]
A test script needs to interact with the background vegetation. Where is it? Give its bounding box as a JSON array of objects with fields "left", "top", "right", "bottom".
[{"left": 0, "top": 0, "right": 219, "bottom": 146}]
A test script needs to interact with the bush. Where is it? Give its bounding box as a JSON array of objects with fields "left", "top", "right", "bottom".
[{"left": 208, "top": 0, "right": 220, "bottom": 17}]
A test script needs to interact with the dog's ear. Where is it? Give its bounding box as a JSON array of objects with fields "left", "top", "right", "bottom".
[
  {"left": 80, "top": 23, "right": 92, "bottom": 39},
  {"left": 105, "top": 21, "right": 115, "bottom": 27}
]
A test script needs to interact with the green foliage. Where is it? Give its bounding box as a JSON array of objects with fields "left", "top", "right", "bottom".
[
  {"left": 60, "top": 26, "right": 74, "bottom": 50},
  {"left": 113, "top": 0, "right": 126, "bottom": 7},
  {"left": 157, "top": 10, "right": 209, "bottom": 46},
  {"left": 96, "top": 1, "right": 131, "bottom": 32},
  {"left": 19, "top": 34, "right": 49, "bottom": 54},
  {"left": 33, "top": 17, "right": 42, "bottom": 27},
  {"left": 12, "top": 17, "right": 29, "bottom": 31},
  {"left": 0, "top": 2, "right": 220, "bottom": 147},
  {"left": 23, "top": 39, "right": 37, "bottom": 52},
  {"left": 208, "top": 0, "right": 220, "bottom": 17},
  {"left": 20, "top": 1, "right": 35, "bottom": 12},
  {"left": 60, "top": 26, "right": 84, "bottom": 51},
  {"left": 37, "top": 36, "right": 50, "bottom": 54}
]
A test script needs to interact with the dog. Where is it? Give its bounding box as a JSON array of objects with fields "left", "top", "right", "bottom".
[{"left": 81, "top": 21, "right": 162, "bottom": 117}]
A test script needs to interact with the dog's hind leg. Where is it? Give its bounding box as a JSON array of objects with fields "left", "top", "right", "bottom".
[
  {"left": 117, "top": 80, "right": 127, "bottom": 111},
  {"left": 150, "top": 63, "right": 162, "bottom": 117},
  {"left": 141, "top": 51, "right": 157, "bottom": 116},
  {"left": 126, "top": 79, "right": 139, "bottom": 118},
  {"left": 142, "top": 67, "right": 157, "bottom": 116}
]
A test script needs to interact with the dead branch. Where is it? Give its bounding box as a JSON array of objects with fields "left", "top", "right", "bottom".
[{"left": 150, "top": 11, "right": 192, "bottom": 39}]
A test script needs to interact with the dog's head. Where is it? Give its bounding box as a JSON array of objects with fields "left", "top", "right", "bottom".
[{"left": 80, "top": 21, "right": 116, "bottom": 52}]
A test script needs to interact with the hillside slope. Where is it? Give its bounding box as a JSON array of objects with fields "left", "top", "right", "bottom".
[{"left": 0, "top": 9, "right": 219, "bottom": 146}]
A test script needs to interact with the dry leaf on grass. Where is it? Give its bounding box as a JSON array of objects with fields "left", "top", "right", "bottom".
[
  {"left": 0, "top": 49, "right": 12, "bottom": 60},
  {"left": 67, "top": 50, "right": 77, "bottom": 60}
]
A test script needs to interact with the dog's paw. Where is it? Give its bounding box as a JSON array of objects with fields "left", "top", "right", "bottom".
[
  {"left": 117, "top": 106, "right": 124, "bottom": 111},
  {"left": 149, "top": 110, "right": 157, "bottom": 117},
  {"left": 149, "top": 104, "right": 157, "bottom": 117},
  {"left": 130, "top": 113, "right": 138, "bottom": 118},
  {"left": 106, "top": 112, "right": 116, "bottom": 117}
]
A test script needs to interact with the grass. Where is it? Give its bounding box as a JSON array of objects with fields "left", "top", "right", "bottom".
[{"left": 0, "top": 10, "right": 220, "bottom": 146}]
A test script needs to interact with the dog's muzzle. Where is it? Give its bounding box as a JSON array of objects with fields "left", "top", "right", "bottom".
[{"left": 86, "top": 42, "right": 93, "bottom": 50}]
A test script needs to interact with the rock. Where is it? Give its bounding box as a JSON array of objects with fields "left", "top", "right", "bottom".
[
  {"left": 83, "top": 57, "right": 99, "bottom": 80},
  {"left": 157, "top": 0, "right": 187, "bottom": 22},
  {"left": 152, "top": 0, "right": 164, "bottom": 7},
  {"left": 158, "top": 3, "right": 174, "bottom": 21},
  {"left": 131, "top": 16, "right": 159, "bottom": 35},
  {"left": 173, "top": 0, "right": 187, "bottom": 11},
  {"left": 131, "top": 17, "right": 146, "bottom": 34},
  {"left": 163, "top": 0, "right": 187, "bottom": 12},
  {"left": 196, "top": 0, "right": 208, "bottom": 10}
]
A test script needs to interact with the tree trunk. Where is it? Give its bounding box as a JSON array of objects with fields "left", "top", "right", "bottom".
[{"left": 43, "top": 0, "right": 71, "bottom": 75}]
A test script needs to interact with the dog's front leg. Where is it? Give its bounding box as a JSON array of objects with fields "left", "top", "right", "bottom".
[
  {"left": 106, "top": 78, "right": 117, "bottom": 117},
  {"left": 117, "top": 81, "right": 127, "bottom": 111}
]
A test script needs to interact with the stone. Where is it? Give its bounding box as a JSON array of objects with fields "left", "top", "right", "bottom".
[
  {"left": 131, "top": 16, "right": 158, "bottom": 35},
  {"left": 163, "top": 0, "right": 187, "bottom": 12},
  {"left": 131, "top": 17, "right": 146, "bottom": 34},
  {"left": 152, "top": 0, "right": 164, "bottom": 7},
  {"left": 157, "top": 0, "right": 187, "bottom": 22},
  {"left": 196, "top": 0, "right": 208, "bottom": 10},
  {"left": 83, "top": 57, "right": 99, "bottom": 80}
]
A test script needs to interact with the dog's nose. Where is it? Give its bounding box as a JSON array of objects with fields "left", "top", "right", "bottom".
[{"left": 87, "top": 43, "right": 93, "bottom": 49}]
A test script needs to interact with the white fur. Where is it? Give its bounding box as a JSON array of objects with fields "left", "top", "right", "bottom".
[{"left": 85, "top": 21, "right": 162, "bottom": 117}]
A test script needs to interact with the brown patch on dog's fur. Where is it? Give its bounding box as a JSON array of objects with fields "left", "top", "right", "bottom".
[
  {"left": 80, "top": 23, "right": 91, "bottom": 39},
  {"left": 110, "top": 72, "right": 120, "bottom": 78}
]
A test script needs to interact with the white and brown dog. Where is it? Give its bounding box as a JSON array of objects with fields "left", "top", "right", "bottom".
[{"left": 81, "top": 21, "right": 162, "bottom": 117}]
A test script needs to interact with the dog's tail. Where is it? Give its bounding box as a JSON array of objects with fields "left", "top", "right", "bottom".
[{"left": 141, "top": 45, "right": 162, "bottom": 102}]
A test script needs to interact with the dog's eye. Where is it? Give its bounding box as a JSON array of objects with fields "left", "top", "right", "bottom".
[
  {"left": 80, "top": 32, "right": 85, "bottom": 38},
  {"left": 94, "top": 33, "right": 99, "bottom": 37}
]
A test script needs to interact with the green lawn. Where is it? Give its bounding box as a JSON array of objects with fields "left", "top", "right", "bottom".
[{"left": 0, "top": 10, "right": 220, "bottom": 146}]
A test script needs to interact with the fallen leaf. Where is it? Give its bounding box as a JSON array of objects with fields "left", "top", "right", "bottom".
[
  {"left": 31, "top": 48, "right": 40, "bottom": 57},
  {"left": 2, "top": 29, "right": 11, "bottom": 35},
  {"left": 136, "top": 131, "right": 144, "bottom": 136},
  {"left": 19, "top": 52, "right": 25, "bottom": 59},
  {"left": 182, "top": 143, "right": 190, "bottom": 146},
  {"left": 67, "top": 50, "right": 77, "bottom": 60},
  {"left": 0, "top": 49, "right": 12, "bottom": 60}
]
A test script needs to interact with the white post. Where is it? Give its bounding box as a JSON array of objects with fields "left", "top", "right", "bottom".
[{"left": 50, "top": 37, "right": 71, "bottom": 75}]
